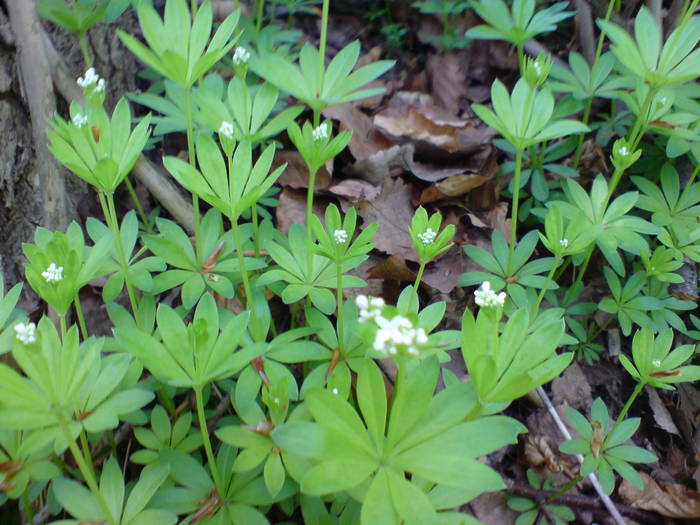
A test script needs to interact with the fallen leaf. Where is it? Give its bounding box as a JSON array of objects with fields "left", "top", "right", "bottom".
[
  {"left": 551, "top": 362, "right": 592, "bottom": 411},
  {"left": 275, "top": 151, "right": 331, "bottom": 191},
  {"left": 345, "top": 144, "right": 413, "bottom": 185},
  {"left": 619, "top": 472, "right": 700, "bottom": 518},
  {"left": 357, "top": 177, "right": 417, "bottom": 261},
  {"left": 422, "top": 246, "right": 465, "bottom": 294},
  {"left": 366, "top": 254, "right": 416, "bottom": 283},
  {"left": 374, "top": 91, "right": 494, "bottom": 156},
  {"left": 275, "top": 188, "right": 328, "bottom": 234},
  {"left": 327, "top": 178, "right": 380, "bottom": 202},
  {"left": 323, "top": 103, "right": 392, "bottom": 160},
  {"left": 427, "top": 52, "right": 467, "bottom": 115},
  {"left": 646, "top": 386, "right": 680, "bottom": 436}
]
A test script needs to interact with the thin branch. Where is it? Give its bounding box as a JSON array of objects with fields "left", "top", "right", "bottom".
[
  {"left": 8, "top": 0, "right": 71, "bottom": 231},
  {"left": 535, "top": 386, "right": 627, "bottom": 525},
  {"left": 508, "top": 482, "right": 664, "bottom": 524}
]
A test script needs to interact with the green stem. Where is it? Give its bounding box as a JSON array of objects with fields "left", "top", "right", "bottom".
[
  {"left": 336, "top": 259, "right": 345, "bottom": 353},
  {"left": 589, "top": 315, "right": 613, "bottom": 341},
  {"left": 79, "top": 430, "right": 96, "bottom": 480},
  {"left": 570, "top": 244, "right": 595, "bottom": 293},
  {"left": 21, "top": 489, "right": 35, "bottom": 523},
  {"left": 572, "top": 99, "right": 593, "bottom": 170},
  {"left": 124, "top": 175, "right": 153, "bottom": 233},
  {"left": 78, "top": 34, "right": 93, "bottom": 69},
  {"left": 516, "top": 43, "right": 525, "bottom": 75},
  {"left": 191, "top": 0, "right": 198, "bottom": 16},
  {"left": 546, "top": 474, "right": 584, "bottom": 504},
  {"left": 533, "top": 256, "right": 561, "bottom": 316},
  {"left": 306, "top": 168, "right": 319, "bottom": 277},
  {"left": 608, "top": 382, "right": 645, "bottom": 440},
  {"left": 59, "top": 313, "right": 67, "bottom": 340},
  {"left": 256, "top": 0, "right": 265, "bottom": 34},
  {"left": 74, "top": 295, "right": 89, "bottom": 340},
  {"left": 685, "top": 161, "right": 700, "bottom": 188},
  {"left": 104, "top": 192, "right": 140, "bottom": 318},
  {"left": 231, "top": 218, "right": 259, "bottom": 335},
  {"left": 194, "top": 387, "right": 223, "bottom": 497},
  {"left": 59, "top": 417, "right": 117, "bottom": 525},
  {"left": 508, "top": 148, "right": 524, "bottom": 274},
  {"left": 251, "top": 205, "right": 261, "bottom": 256},
  {"left": 183, "top": 86, "right": 202, "bottom": 260},
  {"left": 411, "top": 261, "right": 427, "bottom": 311},
  {"left": 318, "top": 0, "right": 330, "bottom": 85},
  {"left": 234, "top": 0, "right": 239, "bottom": 12}
]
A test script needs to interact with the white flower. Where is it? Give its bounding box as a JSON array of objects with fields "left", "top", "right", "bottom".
[
  {"left": 95, "top": 78, "right": 106, "bottom": 93},
  {"left": 232, "top": 46, "right": 250, "bottom": 65},
  {"left": 533, "top": 61, "right": 543, "bottom": 75},
  {"left": 652, "top": 359, "right": 662, "bottom": 368},
  {"left": 474, "top": 281, "right": 506, "bottom": 308},
  {"left": 312, "top": 122, "right": 330, "bottom": 142},
  {"left": 77, "top": 67, "right": 100, "bottom": 88},
  {"left": 559, "top": 238, "right": 569, "bottom": 249},
  {"left": 371, "top": 314, "right": 428, "bottom": 357},
  {"left": 333, "top": 229, "right": 348, "bottom": 244},
  {"left": 417, "top": 228, "right": 437, "bottom": 245},
  {"left": 42, "top": 263, "right": 64, "bottom": 283},
  {"left": 73, "top": 113, "right": 88, "bottom": 128},
  {"left": 618, "top": 145, "right": 629, "bottom": 157},
  {"left": 219, "top": 121, "right": 234, "bottom": 139},
  {"left": 332, "top": 387, "right": 339, "bottom": 394},
  {"left": 14, "top": 322, "right": 36, "bottom": 345},
  {"left": 356, "top": 294, "right": 384, "bottom": 323}
]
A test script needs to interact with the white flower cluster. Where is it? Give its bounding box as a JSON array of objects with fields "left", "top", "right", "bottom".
[
  {"left": 355, "top": 295, "right": 428, "bottom": 357},
  {"left": 474, "top": 281, "right": 506, "bottom": 308},
  {"left": 77, "top": 68, "right": 105, "bottom": 92},
  {"left": 73, "top": 113, "right": 88, "bottom": 128},
  {"left": 312, "top": 122, "right": 329, "bottom": 142},
  {"left": 14, "top": 322, "right": 36, "bottom": 345},
  {"left": 559, "top": 238, "right": 569, "bottom": 249},
  {"left": 417, "top": 227, "right": 437, "bottom": 245},
  {"left": 42, "top": 263, "right": 63, "bottom": 283},
  {"left": 232, "top": 46, "right": 250, "bottom": 65},
  {"left": 356, "top": 295, "right": 385, "bottom": 323},
  {"left": 333, "top": 229, "right": 348, "bottom": 244},
  {"left": 652, "top": 359, "right": 662, "bottom": 368},
  {"left": 219, "top": 121, "right": 234, "bottom": 139},
  {"left": 617, "top": 145, "right": 629, "bottom": 157},
  {"left": 533, "top": 61, "right": 543, "bottom": 75}
]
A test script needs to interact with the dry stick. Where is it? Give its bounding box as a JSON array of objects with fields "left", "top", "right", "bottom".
[
  {"left": 41, "top": 31, "right": 195, "bottom": 233},
  {"left": 535, "top": 386, "right": 628, "bottom": 525},
  {"left": 575, "top": 0, "right": 596, "bottom": 64},
  {"left": 508, "top": 482, "right": 664, "bottom": 524},
  {"left": 7, "top": 0, "right": 72, "bottom": 231}
]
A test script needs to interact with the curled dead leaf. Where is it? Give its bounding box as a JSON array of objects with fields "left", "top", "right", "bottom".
[{"left": 620, "top": 472, "right": 700, "bottom": 518}]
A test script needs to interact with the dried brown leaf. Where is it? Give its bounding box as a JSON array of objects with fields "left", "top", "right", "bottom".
[
  {"left": 357, "top": 177, "right": 417, "bottom": 261},
  {"left": 619, "top": 472, "right": 700, "bottom": 518},
  {"left": 275, "top": 151, "right": 331, "bottom": 190},
  {"left": 275, "top": 188, "right": 327, "bottom": 234},
  {"left": 427, "top": 52, "right": 467, "bottom": 115}
]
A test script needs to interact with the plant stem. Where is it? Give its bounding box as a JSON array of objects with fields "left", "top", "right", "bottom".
[
  {"left": 256, "top": 0, "right": 265, "bottom": 34},
  {"left": 124, "top": 175, "right": 153, "bottom": 233},
  {"left": 572, "top": 99, "right": 593, "bottom": 169},
  {"left": 335, "top": 259, "right": 344, "bottom": 353},
  {"left": 59, "top": 313, "right": 67, "bottom": 340},
  {"left": 183, "top": 86, "right": 202, "bottom": 260},
  {"left": 194, "top": 386, "right": 223, "bottom": 497},
  {"left": 411, "top": 261, "right": 427, "bottom": 311},
  {"left": 546, "top": 474, "right": 584, "bottom": 504},
  {"left": 59, "top": 418, "right": 117, "bottom": 525},
  {"left": 608, "top": 381, "right": 645, "bottom": 440},
  {"left": 508, "top": 148, "right": 524, "bottom": 274},
  {"left": 191, "top": 0, "right": 198, "bottom": 16},
  {"left": 570, "top": 244, "right": 594, "bottom": 293},
  {"left": 104, "top": 192, "right": 140, "bottom": 318},
  {"left": 21, "top": 490, "right": 34, "bottom": 524},
  {"left": 231, "top": 218, "right": 259, "bottom": 335},
  {"left": 306, "top": 168, "right": 319, "bottom": 277},
  {"left": 516, "top": 43, "right": 525, "bottom": 74},
  {"left": 74, "top": 294, "right": 88, "bottom": 340},
  {"left": 234, "top": 0, "right": 239, "bottom": 12},
  {"left": 78, "top": 34, "right": 93, "bottom": 68},
  {"left": 533, "top": 256, "right": 561, "bottom": 316},
  {"left": 318, "top": 0, "right": 330, "bottom": 85},
  {"left": 251, "top": 205, "right": 261, "bottom": 256}
]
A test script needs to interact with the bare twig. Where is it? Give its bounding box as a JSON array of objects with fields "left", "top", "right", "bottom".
[
  {"left": 508, "top": 482, "right": 664, "bottom": 524},
  {"left": 8, "top": 0, "right": 71, "bottom": 231},
  {"left": 576, "top": 0, "right": 596, "bottom": 63},
  {"left": 536, "top": 386, "right": 628, "bottom": 525},
  {"left": 41, "top": 27, "right": 195, "bottom": 232}
]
